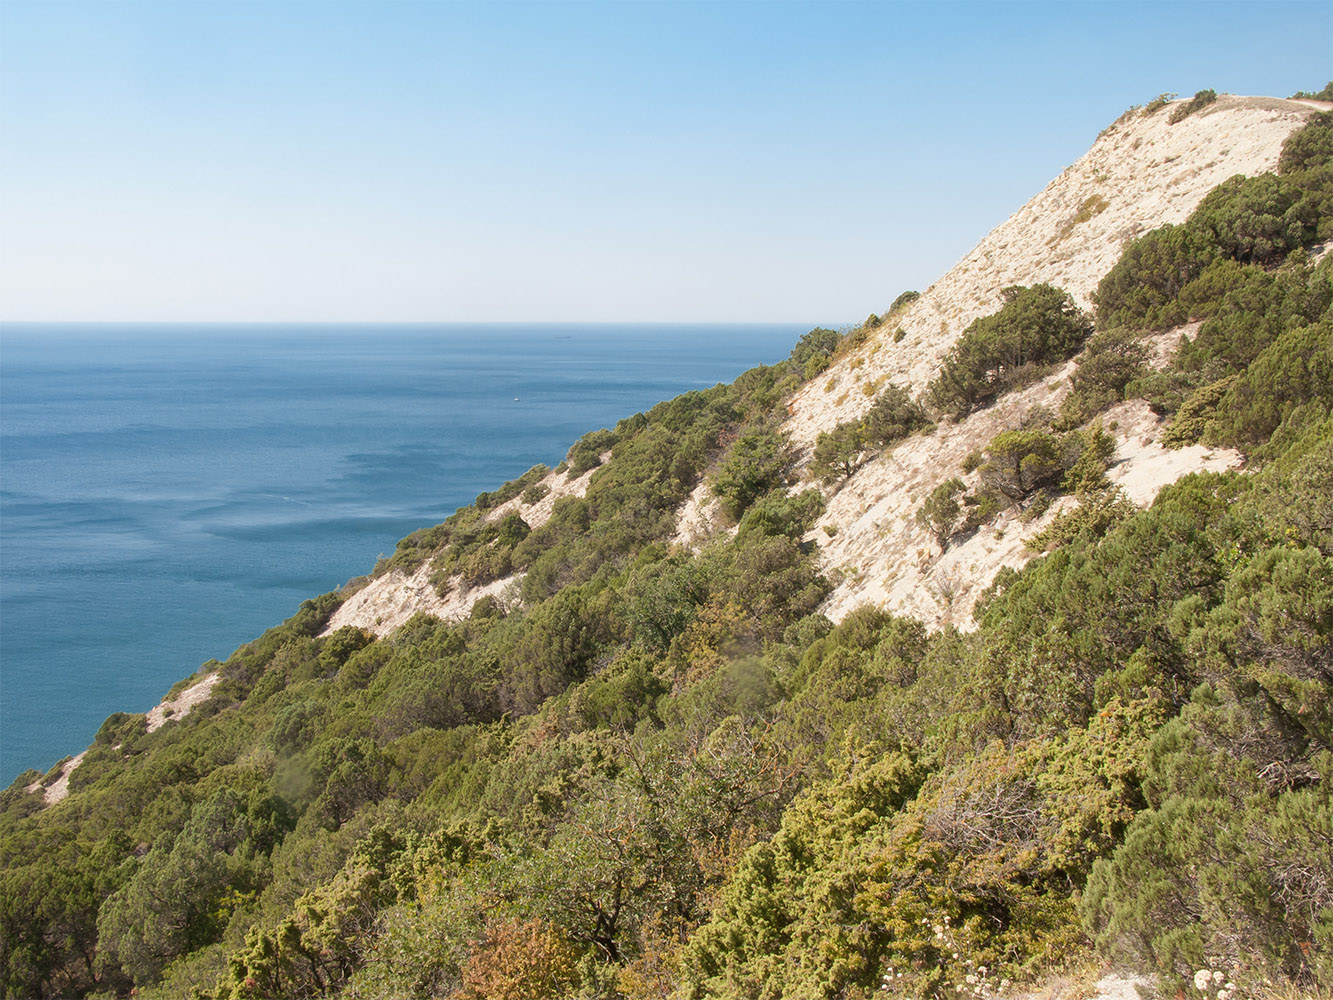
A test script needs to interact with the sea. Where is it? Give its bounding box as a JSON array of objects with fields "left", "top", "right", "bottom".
[{"left": 0, "top": 322, "right": 807, "bottom": 784}]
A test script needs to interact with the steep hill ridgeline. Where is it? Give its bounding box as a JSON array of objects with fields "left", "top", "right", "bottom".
[
  {"left": 328, "top": 94, "right": 1321, "bottom": 636},
  {"left": 784, "top": 94, "right": 1316, "bottom": 445}
]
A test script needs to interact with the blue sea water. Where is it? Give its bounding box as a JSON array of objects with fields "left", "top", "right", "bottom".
[{"left": 0, "top": 323, "right": 805, "bottom": 783}]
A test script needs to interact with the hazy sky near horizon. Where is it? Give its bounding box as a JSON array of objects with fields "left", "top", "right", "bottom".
[{"left": 1, "top": 1, "right": 1329, "bottom": 324}]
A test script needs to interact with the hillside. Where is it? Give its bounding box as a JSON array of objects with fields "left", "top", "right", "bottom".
[
  {"left": 2, "top": 92, "right": 1331, "bottom": 1000},
  {"left": 327, "top": 93, "right": 1317, "bottom": 636}
]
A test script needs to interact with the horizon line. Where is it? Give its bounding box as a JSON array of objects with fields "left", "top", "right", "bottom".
[{"left": 0, "top": 318, "right": 830, "bottom": 328}]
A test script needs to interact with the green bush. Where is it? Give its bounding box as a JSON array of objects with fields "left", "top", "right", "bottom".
[
  {"left": 864, "top": 383, "right": 932, "bottom": 446},
  {"left": 1025, "top": 487, "right": 1136, "bottom": 552},
  {"left": 1098, "top": 115, "right": 1332, "bottom": 339},
  {"left": 789, "top": 327, "right": 840, "bottom": 378},
  {"left": 1082, "top": 692, "right": 1333, "bottom": 990},
  {"left": 475, "top": 463, "right": 551, "bottom": 511},
  {"left": 976, "top": 425, "right": 1115, "bottom": 508},
  {"left": 916, "top": 477, "right": 966, "bottom": 548},
  {"left": 1291, "top": 82, "right": 1333, "bottom": 101},
  {"left": 1142, "top": 92, "right": 1176, "bottom": 115},
  {"left": 1167, "top": 88, "right": 1217, "bottom": 124},
  {"left": 1279, "top": 109, "right": 1333, "bottom": 173},
  {"left": 1187, "top": 173, "right": 1318, "bottom": 265},
  {"left": 810, "top": 420, "right": 868, "bottom": 483},
  {"left": 1205, "top": 318, "right": 1333, "bottom": 447},
  {"left": 890, "top": 289, "right": 920, "bottom": 310},
  {"left": 1057, "top": 328, "right": 1150, "bottom": 428},
  {"left": 927, "top": 284, "right": 1092, "bottom": 418},
  {"left": 979, "top": 429, "right": 1066, "bottom": 500},
  {"left": 1093, "top": 224, "right": 1214, "bottom": 329},
  {"left": 1177, "top": 252, "right": 1331, "bottom": 375},
  {"left": 710, "top": 424, "right": 794, "bottom": 520},
  {"left": 566, "top": 428, "right": 617, "bottom": 476},
  {"left": 737, "top": 489, "right": 825, "bottom": 539},
  {"left": 1160, "top": 375, "right": 1239, "bottom": 448}
]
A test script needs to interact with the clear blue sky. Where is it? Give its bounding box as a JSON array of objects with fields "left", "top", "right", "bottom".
[{"left": 1, "top": 0, "right": 1329, "bottom": 324}]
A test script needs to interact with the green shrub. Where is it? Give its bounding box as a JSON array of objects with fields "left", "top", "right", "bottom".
[
  {"left": 788, "top": 327, "right": 841, "bottom": 374},
  {"left": 521, "top": 482, "right": 550, "bottom": 505},
  {"left": 976, "top": 425, "right": 1114, "bottom": 508},
  {"left": 1142, "top": 92, "right": 1176, "bottom": 115},
  {"left": 1177, "top": 252, "right": 1331, "bottom": 375},
  {"left": 1082, "top": 693, "right": 1333, "bottom": 990},
  {"left": 711, "top": 425, "right": 794, "bottom": 520},
  {"left": 1167, "top": 88, "right": 1217, "bottom": 124},
  {"left": 737, "top": 489, "right": 825, "bottom": 539},
  {"left": 1186, "top": 173, "right": 1318, "bottom": 265},
  {"left": 810, "top": 421, "right": 868, "bottom": 483},
  {"left": 917, "top": 477, "right": 966, "bottom": 548},
  {"left": 566, "top": 428, "right": 617, "bottom": 476},
  {"left": 95, "top": 711, "right": 147, "bottom": 747},
  {"left": 1093, "top": 224, "right": 1213, "bottom": 329},
  {"left": 1025, "top": 487, "right": 1136, "bottom": 552},
  {"left": 1279, "top": 109, "right": 1333, "bottom": 174},
  {"left": 803, "top": 353, "right": 830, "bottom": 380},
  {"left": 475, "top": 464, "right": 551, "bottom": 511},
  {"left": 1057, "top": 328, "right": 1150, "bottom": 428},
  {"left": 830, "top": 325, "right": 870, "bottom": 363},
  {"left": 927, "top": 284, "right": 1092, "bottom": 418},
  {"left": 864, "top": 383, "right": 932, "bottom": 446},
  {"left": 1205, "top": 318, "right": 1333, "bottom": 448},
  {"left": 1290, "top": 82, "right": 1333, "bottom": 101},
  {"left": 979, "top": 429, "right": 1066, "bottom": 501},
  {"left": 1097, "top": 149, "right": 1332, "bottom": 336},
  {"left": 1160, "top": 375, "right": 1238, "bottom": 448}
]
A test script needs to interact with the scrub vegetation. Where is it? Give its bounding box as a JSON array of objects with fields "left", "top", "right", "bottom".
[{"left": 1, "top": 109, "right": 1331, "bottom": 1000}]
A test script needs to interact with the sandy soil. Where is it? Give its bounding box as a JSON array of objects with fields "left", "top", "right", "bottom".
[
  {"left": 146, "top": 672, "right": 223, "bottom": 733},
  {"left": 670, "top": 478, "right": 728, "bottom": 549},
  {"left": 324, "top": 459, "right": 602, "bottom": 636},
  {"left": 804, "top": 372, "right": 1242, "bottom": 630},
  {"left": 24, "top": 750, "right": 87, "bottom": 807},
  {"left": 1018, "top": 970, "right": 1153, "bottom": 1000}
]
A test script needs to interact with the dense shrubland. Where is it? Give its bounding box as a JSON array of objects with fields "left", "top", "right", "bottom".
[{"left": 2, "top": 109, "right": 1331, "bottom": 1000}]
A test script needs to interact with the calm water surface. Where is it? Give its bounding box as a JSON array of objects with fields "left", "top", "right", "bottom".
[{"left": 0, "top": 323, "right": 805, "bottom": 782}]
